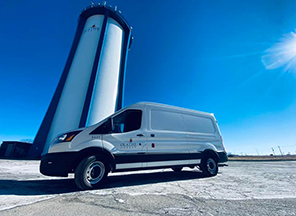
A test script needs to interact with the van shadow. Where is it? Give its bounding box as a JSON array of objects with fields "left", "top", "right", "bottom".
[{"left": 0, "top": 170, "right": 209, "bottom": 196}]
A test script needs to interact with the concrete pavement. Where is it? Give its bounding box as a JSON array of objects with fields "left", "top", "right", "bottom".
[{"left": 0, "top": 160, "right": 295, "bottom": 215}]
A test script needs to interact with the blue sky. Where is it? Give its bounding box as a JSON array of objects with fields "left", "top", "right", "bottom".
[{"left": 1, "top": 0, "right": 296, "bottom": 155}]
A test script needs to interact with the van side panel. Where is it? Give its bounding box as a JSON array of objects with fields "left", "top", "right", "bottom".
[
  {"left": 147, "top": 108, "right": 188, "bottom": 154},
  {"left": 183, "top": 114, "right": 215, "bottom": 133},
  {"left": 150, "top": 109, "right": 186, "bottom": 132},
  {"left": 144, "top": 104, "right": 226, "bottom": 168}
]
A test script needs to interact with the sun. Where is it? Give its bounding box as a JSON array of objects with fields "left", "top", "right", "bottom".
[{"left": 262, "top": 30, "right": 296, "bottom": 73}]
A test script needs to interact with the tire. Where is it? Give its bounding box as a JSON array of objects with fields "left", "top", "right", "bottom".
[
  {"left": 200, "top": 154, "right": 218, "bottom": 176},
  {"left": 172, "top": 167, "right": 183, "bottom": 172},
  {"left": 75, "top": 155, "right": 109, "bottom": 190}
]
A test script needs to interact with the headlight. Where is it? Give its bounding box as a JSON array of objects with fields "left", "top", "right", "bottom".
[{"left": 52, "top": 130, "right": 82, "bottom": 145}]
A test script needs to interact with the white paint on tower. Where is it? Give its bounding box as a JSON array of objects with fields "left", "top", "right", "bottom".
[
  {"left": 86, "top": 18, "right": 124, "bottom": 126},
  {"left": 43, "top": 15, "right": 104, "bottom": 154}
]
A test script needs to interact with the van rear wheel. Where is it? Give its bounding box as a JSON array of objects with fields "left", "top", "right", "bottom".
[
  {"left": 75, "top": 155, "right": 109, "bottom": 190},
  {"left": 200, "top": 155, "right": 218, "bottom": 176}
]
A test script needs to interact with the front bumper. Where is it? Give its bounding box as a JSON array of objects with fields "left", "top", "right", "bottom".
[{"left": 40, "top": 152, "right": 79, "bottom": 177}]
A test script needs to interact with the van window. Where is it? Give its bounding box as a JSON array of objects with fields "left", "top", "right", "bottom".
[
  {"left": 151, "top": 109, "right": 186, "bottom": 131},
  {"left": 90, "top": 118, "right": 111, "bottom": 134},
  {"left": 183, "top": 115, "right": 215, "bottom": 133},
  {"left": 112, "top": 110, "right": 142, "bottom": 133}
]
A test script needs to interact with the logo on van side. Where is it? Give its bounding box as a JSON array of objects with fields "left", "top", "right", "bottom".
[{"left": 120, "top": 143, "right": 137, "bottom": 149}]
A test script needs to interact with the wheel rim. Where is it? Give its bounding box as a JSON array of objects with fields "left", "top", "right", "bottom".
[
  {"left": 85, "top": 161, "right": 105, "bottom": 185},
  {"left": 207, "top": 158, "right": 217, "bottom": 174}
]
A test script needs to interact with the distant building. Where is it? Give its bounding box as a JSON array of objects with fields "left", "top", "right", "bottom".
[{"left": 0, "top": 141, "right": 32, "bottom": 158}]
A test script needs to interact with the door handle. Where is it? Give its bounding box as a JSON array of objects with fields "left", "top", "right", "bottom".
[{"left": 137, "top": 134, "right": 145, "bottom": 137}]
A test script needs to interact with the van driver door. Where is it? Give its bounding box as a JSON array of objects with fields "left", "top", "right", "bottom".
[{"left": 102, "top": 109, "right": 147, "bottom": 170}]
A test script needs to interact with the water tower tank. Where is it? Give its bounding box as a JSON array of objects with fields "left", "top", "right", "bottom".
[{"left": 28, "top": 4, "right": 132, "bottom": 156}]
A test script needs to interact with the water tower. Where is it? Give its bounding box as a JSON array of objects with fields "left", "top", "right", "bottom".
[{"left": 28, "top": 3, "right": 132, "bottom": 157}]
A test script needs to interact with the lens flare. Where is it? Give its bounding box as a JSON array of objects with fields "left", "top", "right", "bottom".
[{"left": 262, "top": 31, "right": 296, "bottom": 73}]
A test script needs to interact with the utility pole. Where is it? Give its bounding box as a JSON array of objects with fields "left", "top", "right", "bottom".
[
  {"left": 271, "top": 147, "right": 275, "bottom": 155},
  {"left": 256, "top": 148, "right": 259, "bottom": 156},
  {"left": 278, "top": 146, "right": 283, "bottom": 156}
]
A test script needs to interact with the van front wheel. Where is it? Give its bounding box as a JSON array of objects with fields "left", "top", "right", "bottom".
[
  {"left": 75, "top": 155, "right": 109, "bottom": 190},
  {"left": 200, "top": 155, "right": 218, "bottom": 176}
]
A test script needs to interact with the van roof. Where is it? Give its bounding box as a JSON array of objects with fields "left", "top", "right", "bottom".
[{"left": 124, "top": 102, "right": 215, "bottom": 117}]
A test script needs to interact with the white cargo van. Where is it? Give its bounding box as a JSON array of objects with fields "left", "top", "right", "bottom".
[{"left": 40, "top": 102, "right": 227, "bottom": 190}]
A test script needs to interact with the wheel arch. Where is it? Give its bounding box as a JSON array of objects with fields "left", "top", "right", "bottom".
[
  {"left": 71, "top": 147, "right": 115, "bottom": 172},
  {"left": 202, "top": 149, "right": 219, "bottom": 162}
]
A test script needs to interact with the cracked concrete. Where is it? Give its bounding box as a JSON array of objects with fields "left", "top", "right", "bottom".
[{"left": 0, "top": 160, "right": 296, "bottom": 215}]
